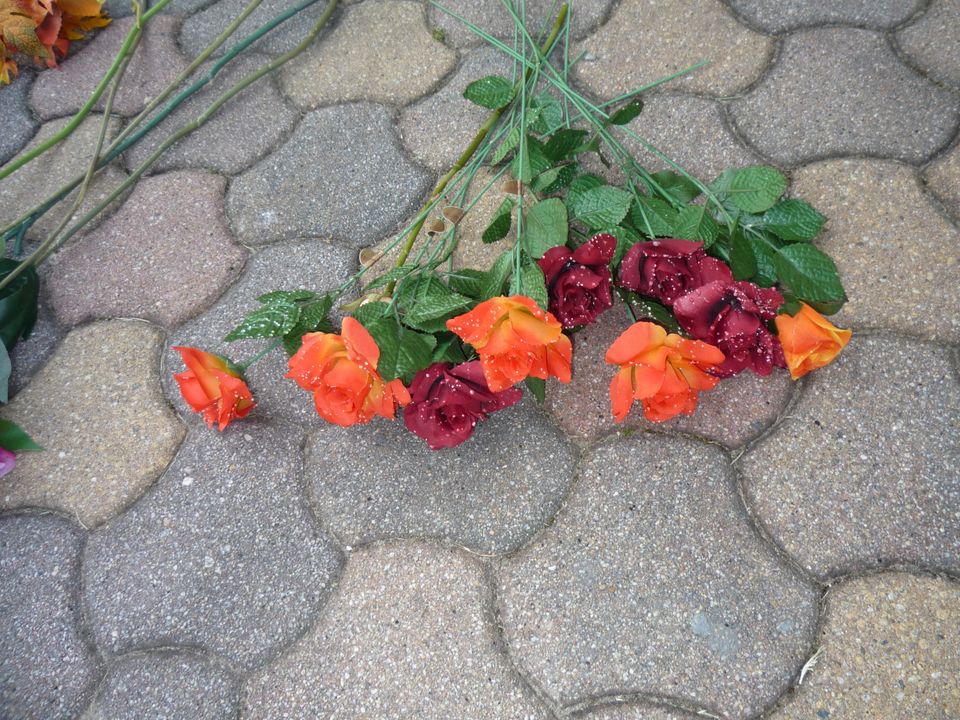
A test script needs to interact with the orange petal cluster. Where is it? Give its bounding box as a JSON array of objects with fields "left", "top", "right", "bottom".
[
  {"left": 285, "top": 316, "right": 410, "bottom": 426},
  {"left": 173, "top": 346, "right": 256, "bottom": 430},
  {"left": 446, "top": 295, "right": 572, "bottom": 392},
  {"left": 605, "top": 321, "right": 725, "bottom": 423},
  {"left": 774, "top": 302, "right": 851, "bottom": 379}
]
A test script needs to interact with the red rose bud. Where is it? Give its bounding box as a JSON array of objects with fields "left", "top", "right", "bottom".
[
  {"left": 672, "top": 280, "right": 786, "bottom": 377},
  {"left": 538, "top": 233, "right": 616, "bottom": 329},
  {"left": 403, "top": 361, "right": 523, "bottom": 449},
  {"left": 617, "top": 239, "right": 733, "bottom": 307}
]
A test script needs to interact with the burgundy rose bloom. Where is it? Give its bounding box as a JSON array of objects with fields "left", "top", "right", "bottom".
[
  {"left": 538, "top": 233, "right": 616, "bottom": 329},
  {"left": 618, "top": 239, "right": 733, "bottom": 306},
  {"left": 672, "top": 280, "right": 786, "bottom": 377},
  {"left": 403, "top": 361, "right": 522, "bottom": 449}
]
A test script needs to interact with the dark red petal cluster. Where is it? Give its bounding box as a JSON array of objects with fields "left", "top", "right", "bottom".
[
  {"left": 538, "top": 233, "right": 616, "bottom": 329},
  {"left": 403, "top": 361, "right": 522, "bottom": 449},
  {"left": 618, "top": 239, "right": 732, "bottom": 306}
]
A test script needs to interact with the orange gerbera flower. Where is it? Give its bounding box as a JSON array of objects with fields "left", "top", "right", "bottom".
[
  {"left": 285, "top": 316, "right": 410, "bottom": 426},
  {"left": 172, "top": 346, "right": 256, "bottom": 430},
  {"left": 774, "top": 302, "right": 851, "bottom": 379},
  {"left": 446, "top": 295, "right": 572, "bottom": 392},
  {"left": 605, "top": 321, "right": 725, "bottom": 423}
]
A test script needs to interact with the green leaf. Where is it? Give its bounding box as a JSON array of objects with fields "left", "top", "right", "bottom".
[
  {"left": 0, "top": 342, "right": 10, "bottom": 404},
  {"left": 352, "top": 301, "right": 390, "bottom": 327},
  {"left": 525, "top": 376, "right": 546, "bottom": 403},
  {"left": 772, "top": 244, "right": 846, "bottom": 303},
  {"left": 482, "top": 197, "right": 515, "bottom": 244},
  {"left": 543, "top": 129, "right": 588, "bottom": 161},
  {"left": 365, "top": 318, "right": 437, "bottom": 383},
  {"left": 463, "top": 74, "right": 513, "bottom": 109},
  {"left": 399, "top": 275, "right": 473, "bottom": 333},
  {"left": 631, "top": 197, "right": 679, "bottom": 237},
  {"left": 672, "top": 204, "right": 719, "bottom": 246},
  {"left": 516, "top": 260, "right": 548, "bottom": 310},
  {"left": 431, "top": 333, "right": 468, "bottom": 364},
  {"left": 256, "top": 289, "right": 316, "bottom": 303},
  {"left": 762, "top": 199, "right": 827, "bottom": 242},
  {"left": 650, "top": 170, "right": 701, "bottom": 204},
  {"left": 530, "top": 92, "right": 563, "bottom": 134},
  {"left": 511, "top": 136, "right": 551, "bottom": 183},
  {"left": 564, "top": 174, "right": 605, "bottom": 217},
  {"left": 619, "top": 291, "right": 682, "bottom": 334},
  {"left": 523, "top": 199, "right": 568, "bottom": 258},
  {"left": 446, "top": 269, "right": 486, "bottom": 298},
  {"left": 491, "top": 125, "right": 522, "bottom": 164},
  {"left": 0, "top": 259, "right": 39, "bottom": 352},
  {"left": 749, "top": 234, "right": 779, "bottom": 286},
  {"left": 729, "top": 230, "right": 757, "bottom": 280},
  {"left": 805, "top": 298, "right": 846, "bottom": 316},
  {"left": 532, "top": 163, "right": 578, "bottom": 195},
  {"left": 481, "top": 251, "right": 514, "bottom": 300},
  {"left": 0, "top": 418, "right": 42, "bottom": 452},
  {"left": 607, "top": 98, "right": 644, "bottom": 125},
  {"left": 710, "top": 166, "right": 787, "bottom": 213},
  {"left": 365, "top": 265, "right": 418, "bottom": 290},
  {"left": 282, "top": 295, "right": 334, "bottom": 355},
  {"left": 225, "top": 299, "right": 300, "bottom": 341},
  {"left": 569, "top": 185, "right": 633, "bottom": 230}
]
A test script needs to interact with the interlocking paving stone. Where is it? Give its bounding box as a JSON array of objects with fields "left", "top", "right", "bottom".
[
  {"left": 8, "top": 298, "right": 62, "bottom": 398},
  {"left": 83, "top": 650, "right": 239, "bottom": 720},
  {"left": 790, "top": 159, "right": 960, "bottom": 342},
  {"left": 0, "top": 114, "right": 127, "bottom": 244},
  {"left": 897, "top": 0, "right": 960, "bottom": 88},
  {"left": 577, "top": 704, "right": 696, "bottom": 720},
  {"left": 742, "top": 337, "right": 960, "bottom": 581},
  {"left": 726, "top": 0, "right": 921, "bottom": 32},
  {"left": 0, "top": 513, "right": 101, "bottom": 720},
  {"left": 124, "top": 54, "right": 299, "bottom": 175},
  {"left": 0, "top": 321, "right": 185, "bottom": 527},
  {"left": 227, "top": 103, "right": 431, "bottom": 247},
  {"left": 46, "top": 171, "right": 247, "bottom": 328},
  {"left": 30, "top": 17, "right": 188, "bottom": 119},
  {"left": 498, "top": 433, "right": 818, "bottom": 717},
  {"left": 544, "top": 302, "right": 794, "bottom": 447},
  {"left": 280, "top": 0, "right": 457, "bottom": 110},
  {"left": 729, "top": 28, "right": 960, "bottom": 166},
  {"left": 164, "top": 239, "right": 356, "bottom": 426},
  {"left": 245, "top": 541, "right": 553, "bottom": 719},
  {"left": 925, "top": 141, "right": 960, "bottom": 219},
  {"left": 573, "top": 0, "right": 772, "bottom": 99},
  {"left": 305, "top": 397, "right": 578, "bottom": 555},
  {"left": 768, "top": 573, "right": 960, "bottom": 719},
  {"left": 0, "top": 70, "right": 37, "bottom": 166},
  {"left": 83, "top": 421, "right": 343, "bottom": 670}
]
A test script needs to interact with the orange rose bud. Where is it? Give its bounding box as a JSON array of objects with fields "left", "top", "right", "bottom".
[
  {"left": 446, "top": 295, "right": 572, "bottom": 392},
  {"left": 774, "top": 302, "right": 851, "bottom": 379},
  {"left": 172, "top": 347, "right": 256, "bottom": 431},
  {"left": 605, "top": 321, "right": 725, "bottom": 423},
  {"left": 285, "top": 316, "right": 410, "bottom": 427}
]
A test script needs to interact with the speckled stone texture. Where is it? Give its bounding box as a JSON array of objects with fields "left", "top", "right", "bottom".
[
  {"left": 768, "top": 573, "right": 960, "bottom": 719},
  {"left": 498, "top": 433, "right": 818, "bottom": 718},
  {"left": 30, "top": 17, "right": 188, "bottom": 119},
  {"left": 726, "top": 0, "right": 922, "bottom": 31},
  {"left": 730, "top": 28, "right": 960, "bottom": 166},
  {"left": 742, "top": 337, "right": 960, "bottom": 581},
  {"left": 0, "top": 321, "right": 184, "bottom": 527},
  {"left": 7, "top": 299, "right": 62, "bottom": 397},
  {"left": 83, "top": 650, "right": 239, "bottom": 720},
  {"left": 577, "top": 704, "right": 697, "bottom": 720},
  {"left": 544, "top": 302, "right": 795, "bottom": 447},
  {"left": 897, "top": 0, "right": 960, "bottom": 88},
  {"left": 574, "top": 0, "right": 772, "bottom": 98},
  {"left": 123, "top": 55, "right": 299, "bottom": 175},
  {"left": 305, "top": 397, "right": 578, "bottom": 554},
  {"left": 46, "top": 171, "right": 246, "bottom": 328},
  {"left": 0, "top": 513, "right": 101, "bottom": 720},
  {"left": 925, "top": 141, "right": 960, "bottom": 220},
  {"left": 280, "top": 0, "right": 456, "bottom": 109},
  {"left": 227, "top": 103, "right": 431, "bottom": 246},
  {"left": 83, "top": 421, "right": 343, "bottom": 670},
  {"left": 790, "top": 159, "right": 960, "bottom": 342},
  {"left": 245, "top": 542, "right": 553, "bottom": 719},
  {"left": 0, "top": 70, "right": 37, "bottom": 166}
]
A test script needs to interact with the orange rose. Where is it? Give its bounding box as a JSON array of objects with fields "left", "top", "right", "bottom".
[
  {"left": 173, "top": 347, "right": 256, "bottom": 430},
  {"left": 605, "top": 321, "right": 725, "bottom": 423},
  {"left": 285, "top": 316, "right": 410, "bottom": 426},
  {"left": 446, "top": 295, "right": 572, "bottom": 392},
  {"left": 774, "top": 302, "right": 851, "bottom": 379}
]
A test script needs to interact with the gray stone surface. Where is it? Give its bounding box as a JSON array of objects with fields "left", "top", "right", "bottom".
[
  {"left": 83, "top": 421, "right": 343, "bottom": 669},
  {"left": 0, "top": 321, "right": 185, "bottom": 527},
  {"left": 727, "top": 0, "right": 922, "bottom": 31},
  {"left": 897, "top": 0, "right": 960, "bottom": 88},
  {"left": 227, "top": 103, "right": 431, "bottom": 246},
  {"left": 46, "top": 171, "right": 247, "bottom": 328},
  {"left": 790, "top": 159, "right": 960, "bottom": 342},
  {"left": 124, "top": 54, "right": 299, "bottom": 175},
  {"left": 0, "top": 70, "right": 37, "bottom": 166},
  {"left": 305, "top": 397, "right": 579, "bottom": 555},
  {"left": 82, "top": 650, "right": 238, "bottom": 720},
  {"left": 245, "top": 542, "right": 553, "bottom": 719},
  {"left": 577, "top": 704, "right": 697, "bottom": 720},
  {"left": 0, "top": 513, "right": 101, "bottom": 720},
  {"left": 30, "top": 17, "right": 189, "bottom": 119},
  {"left": 742, "top": 337, "right": 960, "bottom": 581},
  {"left": 730, "top": 28, "right": 960, "bottom": 166},
  {"left": 925, "top": 141, "right": 960, "bottom": 219},
  {"left": 8, "top": 297, "right": 62, "bottom": 397},
  {"left": 768, "top": 573, "right": 960, "bottom": 720},
  {"left": 498, "top": 433, "right": 818, "bottom": 718}
]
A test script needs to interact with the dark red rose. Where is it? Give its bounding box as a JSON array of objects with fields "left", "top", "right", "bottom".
[
  {"left": 403, "top": 361, "right": 522, "bottom": 449},
  {"left": 672, "top": 280, "right": 786, "bottom": 377},
  {"left": 538, "top": 233, "right": 616, "bottom": 329},
  {"left": 618, "top": 239, "right": 733, "bottom": 307}
]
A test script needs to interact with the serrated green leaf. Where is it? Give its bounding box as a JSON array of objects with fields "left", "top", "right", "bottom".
[
  {"left": 631, "top": 197, "right": 679, "bottom": 237},
  {"left": 365, "top": 264, "right": 418, "bottom": 290},
  {"left": 482, "top": 197, "right": 515, "bottom": 244},
  {"left": 446, "top": 269, "right": 486, "bottom": 298},
  {"left": 517, "top": 260, "right": 548, "bottom": 310},
  {"left": 607, "top": 98, "right": 644, "bottom": 125},
  {"left": 710, "top": 166, "right": 787, "bottom": 213},
  {"left": 530, "top": 92, "right": 563, "bottom": 134},
  {"left": 543, "top": 128, "right": 589, "bottom": 161},
  {"left": 773, "top": 244, "right": 846, "bottom": 303},
  {"left": 569, "top": 185, "right": 633, "bottom": 230},
  {"left": 511, "top": 136, "right": 551, "bottom": 184},
  {"left": 762, "top": 199, "right": 827, "bottom": 242},
  {"left": 431, "top": 333, "right": 468, "bottom": 364},
  {"left": 673, "top": 204, "right": 719, "bottom": 246},
  {"left": 0, "top": 259, "right": 39, "bottom": 352},
  {"left": 525, "top": 376, "right": 546, "bottom": 403},
  {"left": 364, "top": 318, "right": 437, "bottom": 383},
  {"left": 749, "top": 234, "right": 778, "bottom": 286},
  {"left": 491, "top": 125, "right": 522, "bottom": 164},
  {"left": 463, "top": 74, "right": 513, "bottom": 109},
  {"left": 0, "top": 419, "right": 42, "bottom": 452},
  {"left": 535, "top": 163, "right": 578, "bottom": 195},
  {"left": 352, "top": 301, "right": 390, "bottom": 327},
  {"left": 481, "top": 251, "right": 514, "bottom": 300},
  {"left": 729, "top": 230, "right": 757, "bottom": 280},
  {"left": 400, "top": 275, "right": 473, "bottom": 333},
  {"left": 650, "top": 170, "right": 700, "bottom": 204},
  {"left": 523, "top": 199, "right": 568, "bottom": 259},
  {"left": 282, "top": 295, "right": 335, "bottom": 355},
  {"left": 226, "top": 299, "right": 300, "bottom": 341},
  {"left": 256, "top": 289, "right": 316, "bottom": 303}
]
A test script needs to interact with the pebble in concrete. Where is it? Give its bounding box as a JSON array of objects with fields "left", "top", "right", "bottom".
[
  {"left": 897, "top": 0, "right": 960, "bottom": 88},
  {"left": 0, "top": 70, "right": 37, "bottom": 166},
  {"left": 726, "top": 0, "right": 921, "bottom": 32},
  {"left": 498, "top": 433, "right": 818, "bottom": 718},
  {"left": 0, "top": 513, "right": 101, "bottom": 720},
  {"left": 790, "top": 158, "right": 960, "bottom": 342},
  {"left": 46, "top": 171, "right": 247, "bottom": 328},
  {"left": 244, "top": 542, "right": 553, "bottom": 719},
  {"left": 83, "top": 421, "right": 343, "bottom": 670},
  {"left": 742, "top": 337, "right": 960, "bottom": 580},
  {"left": 577, "top": 704, "right": 698, "bottom": 720},
  {"left": 729, "top": 28, "right": 959, "bottom": 166},
  {"left": 0, "top": 321, "right": 185, "bottom": 528},
  {"left": 227, "top": 103, "right": 431, "bottom": 246},
  {"left": 925, "top": 141, "right": 960, "bottom": 220},
  {"left": 768, "top": 573, "right": 960, "bottom": 719},
  {"left": 280, "top": 0, "right": 457, "bottom": 110}
]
